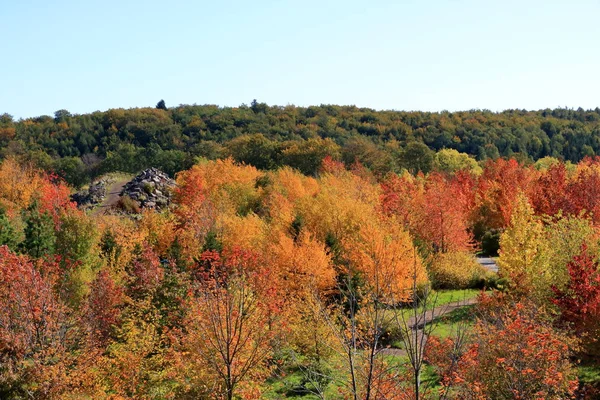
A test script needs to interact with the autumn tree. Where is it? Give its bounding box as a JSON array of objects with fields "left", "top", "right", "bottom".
[
  {"left": 568, "top": 161, "right": 600, "bottom": 224},
  {"left": 0, "top": 247, "right": 72, "bottom": 398},
  {"left": 476, "top": 158, "right": 535, "bottom": 231},
  {"left": 98, "top": 298, "right": 178, "bottom": 399},
  {"left": 413, "top": 172, "right": 473, "bottom": 253},
  {"left": 553, "top": 243, "right": 600, "bottom": 357},
  {"left": 497, "top": 194, "right": 552, "bottom": 301},
  {"left": 183, "top": 249, "right": 281, "bottom": 400},
  {"left": 544, "top": 214, "right": 597, "bottom": 292},
  {"left": 429, "top": 298, "right": 578, "bottom": 399},
  {"left": 311, "top": 221, "right": 428, "bottom": 400},
  {"left": 530, "top": 163, "right": 570, "bottom": 217},
  {"left": 84, "top": 269, "right": 124, "bottom": 347},
  {"left": 433, "top": 148, "right": 482, "bottom": 175}
]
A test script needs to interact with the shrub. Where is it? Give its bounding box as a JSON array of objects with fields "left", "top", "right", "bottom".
[
  {"left": 480, "top": 228, "right": 501, "bottom": 256},
  {"left": 117, "top": 195, "right": 141, "bottom": 214},
  {"left": 429, "top": 251, "right": 488, "bottom": 289},
  {"left": 427, "top": 299, "right": 579, "bottom": 399},
  {"left": 143, "top": 182, "right": 155, "bottom": 194}
]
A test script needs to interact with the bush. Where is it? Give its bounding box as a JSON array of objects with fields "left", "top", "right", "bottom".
[
  {"left": 428, "top": 300, "right": 579, "bottom": 399},
  {"left": 480, "top": 229, "right": 501, "bottom": 256},
  {"left": 143, "top": 182, "right": 155, "bottom": 194},
  {"left": 429, "top": 252, "right": 488, "bottom": 289},
  {"left": 117, "top": 196, "right": 141, "bottom": 214}
]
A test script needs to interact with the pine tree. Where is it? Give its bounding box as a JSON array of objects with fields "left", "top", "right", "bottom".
[
  {"left": 20, "top": 200, "right": 55, "bottom": 259},
  {"left": 0, "top": 207, "right": 18, "bottom": 250},
  {"left": 155, "top": 99, "right": 167, "bottom": 110}
]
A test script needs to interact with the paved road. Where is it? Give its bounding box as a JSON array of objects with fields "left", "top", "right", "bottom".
[{"left": 477, "top": 257, "right": 499, "bottom": 273}]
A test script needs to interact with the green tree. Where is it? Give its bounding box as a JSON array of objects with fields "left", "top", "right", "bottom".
[
  {"left": 55, "top": 211, "right": 98, "bottom": 306},
  {"left": 433, "top": 148, "right": 482, "bottom": 175},
  {"left": 399, "top": 142, "right": 434, "bottom": 174},
  {"left": 156, "top": 99, "right": 167, "bottom": 110},
  {"left": 20, "top": 201, "right": 55, "bottom": 259},
  {"left": 0, "top": 207, "right": 18, "bottom": 250},
  {"left": 225, "top": 134, "right": 280, "bottom": 170},
  {"left": 281, "top": 138, "right": 341, "bottom": 175}
]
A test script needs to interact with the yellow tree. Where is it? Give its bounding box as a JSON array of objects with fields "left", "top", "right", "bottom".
[
  {"left": 345, "top": 222, "right": 427, "bottom": 302},
  {"left": 498, "top": 194, "right": 552, "bottom": 301}
]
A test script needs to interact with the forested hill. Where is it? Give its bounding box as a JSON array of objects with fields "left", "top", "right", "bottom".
[{"left": 2, "top": 102, "right": 600, "bottom": 186}]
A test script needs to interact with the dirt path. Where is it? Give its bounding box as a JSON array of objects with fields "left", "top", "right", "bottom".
[
  {"left": 91, "top": 179, "right": 129, "bottom": 216},
  {"left": 372, "top": 258, "right": 498, "bottom": 357}
]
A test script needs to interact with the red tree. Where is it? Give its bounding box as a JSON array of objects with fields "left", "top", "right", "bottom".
[
  {"left": 553, "top": 243, "right": 600, "bottom": 356},
  {"left": 530, "top": 163, "right": 570, "bottom": 217},
  {"left": 0, "top": 246, "right": 71, "bottom": 396},
  {"left": 85, "top": 269, "right": 124, "bottom": 346}
]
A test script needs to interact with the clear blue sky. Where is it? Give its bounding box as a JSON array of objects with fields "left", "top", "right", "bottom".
[{"left": 2, "top": 0, "right": 599, "bottom": 119}]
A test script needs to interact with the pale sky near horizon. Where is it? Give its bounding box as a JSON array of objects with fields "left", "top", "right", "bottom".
[{"left": 2, "top": 0, "right": 600, "bottom": 119}]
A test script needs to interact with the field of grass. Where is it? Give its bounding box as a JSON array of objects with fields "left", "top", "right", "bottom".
[{"left": 429, "top": 304, "right": 476, "bottom": 339}]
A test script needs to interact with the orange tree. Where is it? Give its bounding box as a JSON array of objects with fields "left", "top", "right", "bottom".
[{"left": 182, "top": 248, "right": 283, "bottom": 400}]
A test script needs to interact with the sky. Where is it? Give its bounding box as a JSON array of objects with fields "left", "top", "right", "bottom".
[{"left": 2, "top": 0, "right": 600, "bottom": 119}]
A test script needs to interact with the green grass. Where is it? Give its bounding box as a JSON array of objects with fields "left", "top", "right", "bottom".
[
  {"left": 263, "top": 369, "right": 324, "bottom": 400},
  {"left": 429, "top": 305, "right": 476, "bottom": 339},
  {"left": 431, "top": 289, "right": 479, "bottom": 307},
  {"left": 392, "top": 288, "right": 479, "bottom": 326},
  {"left": 264, "top": 354, "right": 443, "bottom": 400},
  {"left": 389, "top": 294, "right": 479, "bottom": 348}
]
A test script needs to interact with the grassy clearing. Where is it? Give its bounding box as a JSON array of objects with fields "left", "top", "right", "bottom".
[
  {"left": 390, "top": 289, "right": 479, "bottom": 327},
  {"left": 429, "top": 304, "right": 476, "bottom": 339},
  {"left": 264, "top": 353, "right": 442, "bottom": 399},
  {"left": 431, "top": 289, "right": 479, "bottom": 307}
]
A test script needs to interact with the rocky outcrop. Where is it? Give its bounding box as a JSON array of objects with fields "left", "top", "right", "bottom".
[
  {"left": 71, "top": 179, "right": 108, "bottom": 208},
  {"left": 120, "top": 168, "right": 176, "bottom": 210}
]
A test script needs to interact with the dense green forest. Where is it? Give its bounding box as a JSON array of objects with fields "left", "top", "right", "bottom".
[{"left": 2, "top": 101, "right": 600, "bottom": 186}]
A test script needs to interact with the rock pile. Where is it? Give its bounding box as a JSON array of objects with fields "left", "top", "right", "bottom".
[
  {"left": 71, "top": 179, "right": 108, "bottom": 208},
  {"left": 120, "top": 168, "right": 176, "bottom": 210}
]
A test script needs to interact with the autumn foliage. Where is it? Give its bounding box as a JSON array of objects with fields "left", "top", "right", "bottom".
[
  {"left": 427, "top": 298, "right": 578, "bottom": 399},
  {"left": 1, "top": 152, "right": 600, "bottom": 398}
]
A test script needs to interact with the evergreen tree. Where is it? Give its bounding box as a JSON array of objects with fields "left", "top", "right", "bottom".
[
  {"left": 0, "top": 207, "right": 18, "bottom": 250},
  {"left": 20, "top": 201, "right": 55, "bottom": 258},
  {"left": 156, "top": 99, "right": 167, "bottom": 110}
]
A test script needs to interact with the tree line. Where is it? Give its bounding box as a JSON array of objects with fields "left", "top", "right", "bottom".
[{"left": 2, "top": 101, "right": 600, "bottom": 186}]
